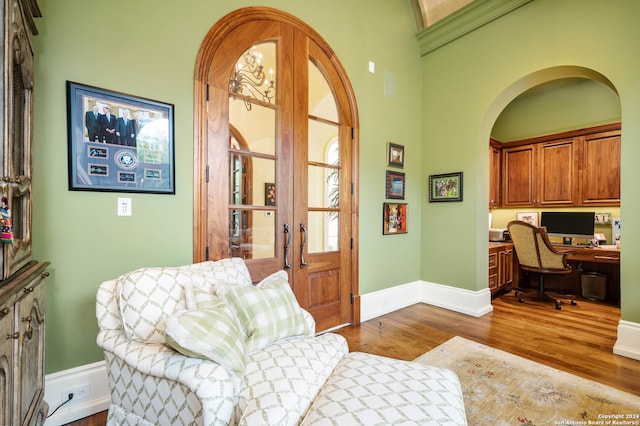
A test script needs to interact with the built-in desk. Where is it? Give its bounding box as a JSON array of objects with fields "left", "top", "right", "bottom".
[{"left": 516, "top": 245, "right": 620, "bottom": 305}]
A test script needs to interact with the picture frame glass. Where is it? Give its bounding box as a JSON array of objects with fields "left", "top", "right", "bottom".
[
  {"left": 386, "top": 170, "right": 405, "bottom": 199},
  {"left": 383, "top": 202, "right": 407, "bottom": 235},
  {"left": 429, "top": 172, "right": 463, "bottom": 202},
  {"left": 387, "top": 142, "right": 404, "bottom": 168},
  {"left": 66, "top": 81, "right": 175, "bottom": 194}
]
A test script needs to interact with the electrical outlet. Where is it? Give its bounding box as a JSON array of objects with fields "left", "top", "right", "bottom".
[{"left": 61, "top": 384, "right": 91, "bottom": 403}]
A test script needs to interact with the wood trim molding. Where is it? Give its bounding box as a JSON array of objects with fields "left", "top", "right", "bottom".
[
  {"left": 500, "top": 122, "right": 621, "bottom": 148},
  {"left": 416, "top": 0, "right": 533, "bottom": 56}
]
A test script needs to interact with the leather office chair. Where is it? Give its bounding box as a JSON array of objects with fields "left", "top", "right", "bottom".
[{"left": 507, "top": 220, "right": 577, "bottom": 310}]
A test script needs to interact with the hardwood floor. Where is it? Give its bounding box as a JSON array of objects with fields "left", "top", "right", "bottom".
[{"left": 64, "top": 291, "right": 640, "bottom": 425}]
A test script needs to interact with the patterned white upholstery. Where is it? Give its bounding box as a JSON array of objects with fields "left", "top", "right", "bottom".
[
  {"left": 235, "top": 333, "right": 348, "bottom": 425},
  {"left": 97, "top": 259, "right": 466, "bottom": 426},
  {"left": 96, "top": 260, "right": 347, "bottom": 426},
  {"left": 115, "top": 259, "right": 252, "bottom": 344},
  {"left": 301, "top": 352, "right": 468, "bottom": 426}
]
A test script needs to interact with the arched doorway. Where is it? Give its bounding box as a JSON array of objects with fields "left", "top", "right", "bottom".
[
  {"left": 482, "top": 65, "right": 622, "bottom": 344},
  {"left": 193, "top": 7, "right": 360, "bottom": 331}
]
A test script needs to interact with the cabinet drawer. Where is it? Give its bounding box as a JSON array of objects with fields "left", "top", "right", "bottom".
[
  {"left": 489, "top": 274, "right": 498, "bottom": 289},
  {"left": 489, "top": 252, "right": 498, "bottom": 268}
]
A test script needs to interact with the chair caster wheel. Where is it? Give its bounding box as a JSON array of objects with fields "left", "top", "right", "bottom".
[
  {"left": 555, "top": 304, "right": 561, "bottom": 310},
  {"left": 518, "top": 298, "right": 525, "bottom": 303},
  {"left": 571, "top": 300, "right": 577, "bottom": 306}
]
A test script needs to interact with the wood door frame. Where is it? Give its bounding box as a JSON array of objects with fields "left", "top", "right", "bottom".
[{"left": 193, "top": 7, "right": 361, "bottom": 325}]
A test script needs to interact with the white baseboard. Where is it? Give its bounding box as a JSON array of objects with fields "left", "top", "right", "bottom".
[
  {"left": 44, "top": 361, "right": 110, "bottom": 426},
  {"left": 360, "top": 280, "right": 493, "bottom": 322},
  {"left": 614, "top": 320, "right": 640, "bottom": 361},
  {"left": 420, "top": 280, "right": 494, "bottom": 317}
]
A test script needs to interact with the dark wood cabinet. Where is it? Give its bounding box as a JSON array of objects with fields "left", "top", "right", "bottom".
[
  {"left": 489, "top": 242, "right": 514, "bottom": 295},
  {"left": 579, "top": 130, "right": 621, "bottom": 206},
  {"left": 494, "top": 123, "right": 620, "bottom": 208},
  {"left": 502, "top": 144, "right": 536, "bottom": 207},
  {"left": 537, "top": 138, "right": 578, "bottom": 206}
]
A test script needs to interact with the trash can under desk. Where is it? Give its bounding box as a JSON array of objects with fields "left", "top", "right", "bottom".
[{"left": 581, "top": 272, "right": 606, "bottom": 300}]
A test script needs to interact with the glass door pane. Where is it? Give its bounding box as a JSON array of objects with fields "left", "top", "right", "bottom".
[{"left": 228, "top": 42, "right": 278, "bottom": 260}]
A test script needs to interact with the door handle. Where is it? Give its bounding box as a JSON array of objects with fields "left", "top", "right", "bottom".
[
  {"left": 284, "top": 224, "right": 292, "bottom": 270},
  {"left": 300, "top": 223, "right": 309, "bottom": 268}
]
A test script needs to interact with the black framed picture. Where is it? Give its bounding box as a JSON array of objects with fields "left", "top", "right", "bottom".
[
  {"left": 66, "top": 81, "right": 175, "bottom": 194},
  {"left": 386, "top": 170, "right": 405, "bottom": 199},
  {"left": 428, "top": 171, "right": 463, "bottom": 202}
]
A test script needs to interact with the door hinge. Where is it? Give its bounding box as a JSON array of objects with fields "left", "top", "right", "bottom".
[
  {"left": 205, "top": 246, "right": 209, "bottom": 260},
  {"left": 351, "top": 127, "right": 354, "bottom": 140},
  {"left": 205, "top": 165, "right": 209, "bottom": 183},
  {"left": 351, "top": 182, "right": 354, "bottom": 195},
  {"left": 350, "top": 238, "right": 353, "bottom": 250},
  {"left": 206, "top": 84, "right": 210, "bottom": 102},
  {"left": 350, "top": 292, "right": 354, "bottom": 304}
]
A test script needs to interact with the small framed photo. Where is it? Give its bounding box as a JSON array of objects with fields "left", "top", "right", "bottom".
[
  {"left": 386, "top": 170, "right": 405, "bottom": 199},
  {"left": 387, "top": 142, "right": 405, "bottom": 168},
  {"left": 428, "top": 172, "right": 463, "bottom": 202},
  {"left": 383, "top": 202, "right": 407, "bottom": 235},
  {"left": 517, "top": 212, "right": 538, "bottom": 227},
  {"left": 66, "top": 81, "right": 175, "bottom": 194},
  {"left": 265, "top": 182, "right": 276, "bottom": 206}
]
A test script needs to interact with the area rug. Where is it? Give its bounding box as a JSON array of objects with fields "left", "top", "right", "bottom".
[{"left": 414, "top": 336, "right": 640, "bottom": 426}]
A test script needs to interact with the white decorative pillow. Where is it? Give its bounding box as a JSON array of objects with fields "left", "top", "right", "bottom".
[
  {"left": 164, "top": 293, "right": 246, "bottom": 379},
  {"left": 116, "top": 258, "right": 252, "bottom": 343},
  {"left": 116, "top": 266, "right": 220, "bottom": 343},
  {"left": 192, "top": 257, "right": 254, "bottom": 287},
  {"left": 219, "top": 270, "right": 312, "bottom": 354}
]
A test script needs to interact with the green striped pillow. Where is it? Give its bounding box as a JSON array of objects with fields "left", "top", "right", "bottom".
[{"left": 218, "top": 270, "right": 312, "bottom": 354}]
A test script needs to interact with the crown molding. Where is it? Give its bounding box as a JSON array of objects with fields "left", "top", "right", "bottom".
[{"left": 416, "top": 0, "right": 533, "bottom": 56}]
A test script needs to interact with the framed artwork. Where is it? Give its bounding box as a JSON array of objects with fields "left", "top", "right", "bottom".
[
  {"left": 265, "top": 182, "right": 276, "bottom": 206},
  {"left": 387, "top": 142, "right": 404, "bottom": 168},
  {"left": 517, "top": 212, "right": 538, "bottom": 227},
  {"left": 428, "top": 171, "right": 463, "bottom": 202},
  {"left": 385, "top": 170, "right": 405, "bottom": 199},
  {"left": 66, "top": 81, "right": 175, "bottom": 194},
  {"left": 383, "top": 202, "right": 407, "bottom": 235},
  {"left": 594, "top": 212, "right": 611, "bottom": 225}
]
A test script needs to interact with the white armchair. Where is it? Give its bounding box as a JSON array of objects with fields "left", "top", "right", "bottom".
[{"left": 96, "top": 259, "right": 348, "bottom": 425}]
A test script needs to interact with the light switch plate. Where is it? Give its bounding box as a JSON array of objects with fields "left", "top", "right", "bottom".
[{"left": 117, "top": 198, "right": 132, "bottom": 216}]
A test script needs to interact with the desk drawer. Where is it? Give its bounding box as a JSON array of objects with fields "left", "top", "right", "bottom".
[{"left": 567, "top": 251, "right": 620, "bottom": 264}]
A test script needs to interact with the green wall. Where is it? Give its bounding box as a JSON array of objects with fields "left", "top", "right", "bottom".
[
  {"left": 419, "top": 0, "right": 640, "bottom": 323},
  {"left": 492, "top": 78, "right": 621, "bottom": 142},
  {"left": 32, "top": 1, "right": 423, "bottom": 373}
]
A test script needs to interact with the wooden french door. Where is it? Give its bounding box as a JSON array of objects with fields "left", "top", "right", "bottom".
[{"left": 194, "top": 8, "right": 360, "bottom": 331}]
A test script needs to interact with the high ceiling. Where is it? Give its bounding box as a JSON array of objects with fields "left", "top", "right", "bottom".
[{"left": 411, "top": 0, "right": 474, "bottom": 30}]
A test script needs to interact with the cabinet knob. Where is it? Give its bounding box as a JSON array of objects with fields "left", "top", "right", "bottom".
[
  {"left": 23, "top": 286, "right": 34, "bottom": 293},
  {"left": 41, "top": 271, "right": 49, "bottom": 278},
  {"left": 0, "top": 307, "right": 9, "bottom": 318}
]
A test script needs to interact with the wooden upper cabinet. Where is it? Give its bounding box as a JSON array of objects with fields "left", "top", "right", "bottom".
[
  {"left": 537, "top": 138, "right": 578, "bottom": 206},
  {"left": 494, "top": 123, "right": 620, "bottom": 208},
  {"left": 502, "top": 144, "right": 536, "bottom": 207},
  {"left": 579, "top": 131, "right": 621, "bottom": 206},
  {"left": 489, "top": 139, "right": 501, "bottom": 208}
]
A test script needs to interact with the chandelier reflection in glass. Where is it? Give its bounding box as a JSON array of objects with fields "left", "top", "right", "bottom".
[{"left": 229, "top": 46, "right": 276, "bottom": 110}]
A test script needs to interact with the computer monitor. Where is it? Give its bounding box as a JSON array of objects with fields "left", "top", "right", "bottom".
[{"left": 540, "top": 211, "right": 595, "bottom": 245}]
